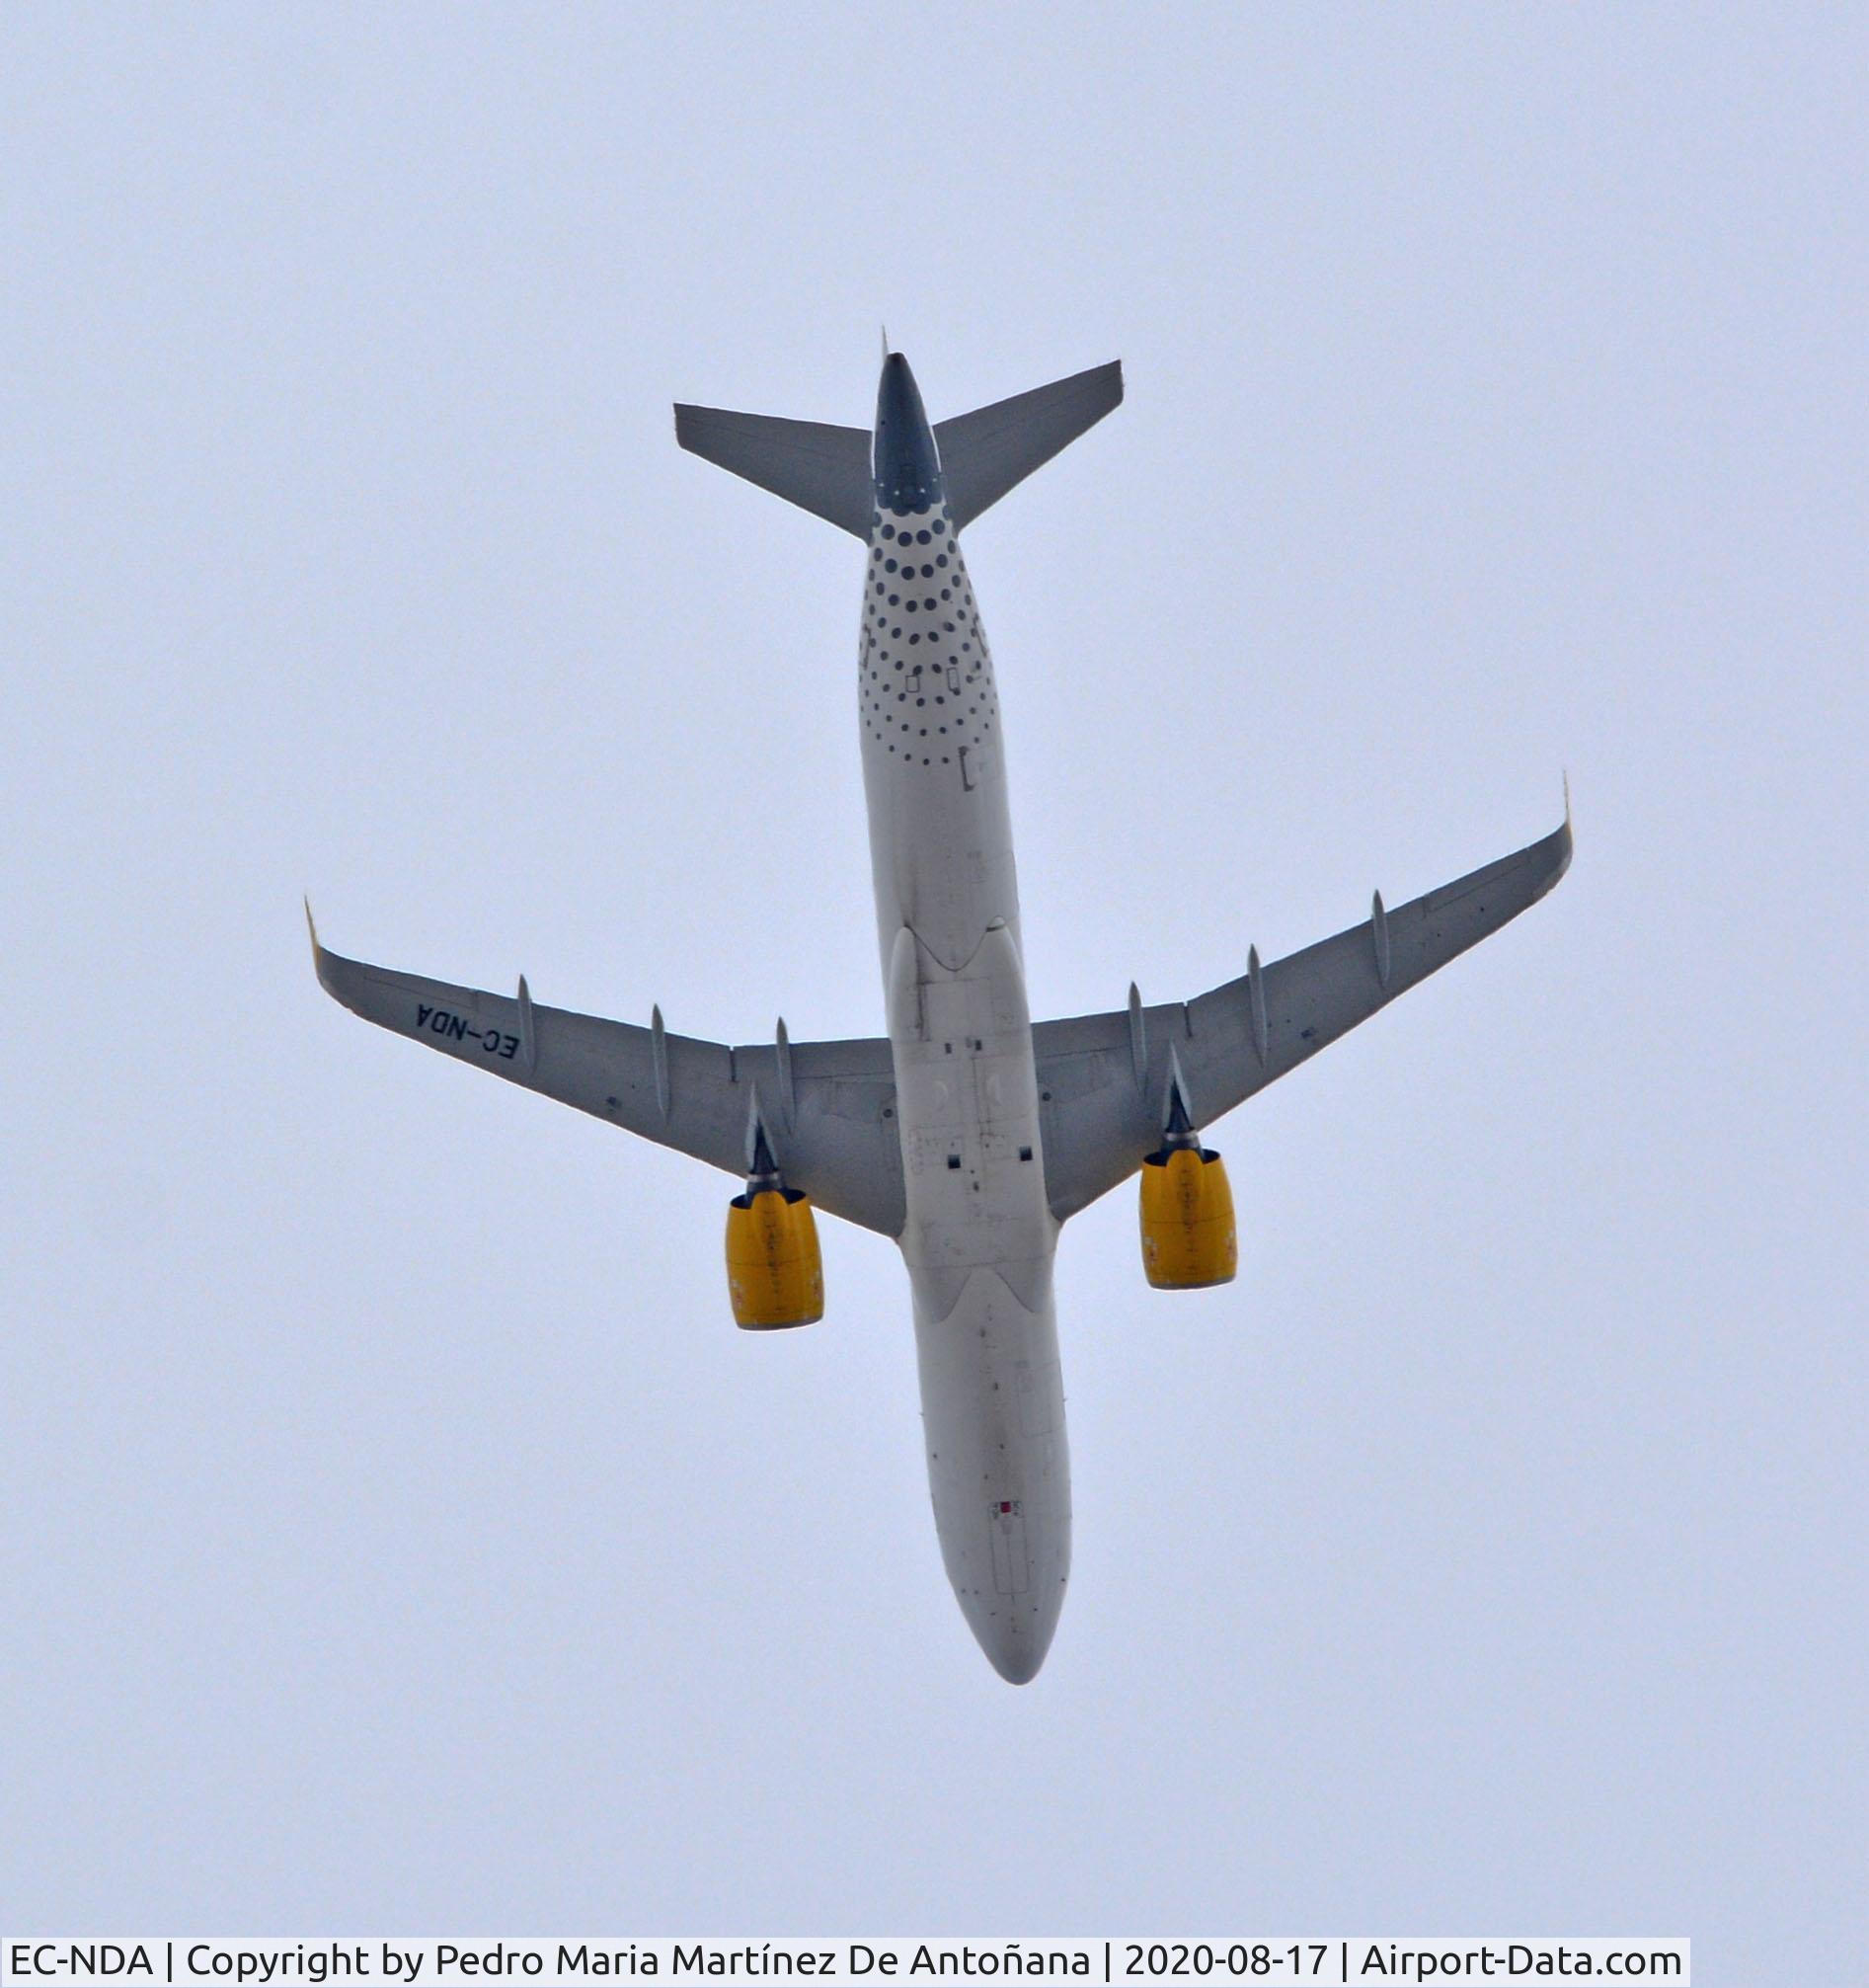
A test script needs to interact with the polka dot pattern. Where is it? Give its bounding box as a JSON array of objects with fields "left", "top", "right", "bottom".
[{"left": 859, "top": 500, "right": 998, "bottom": 774}]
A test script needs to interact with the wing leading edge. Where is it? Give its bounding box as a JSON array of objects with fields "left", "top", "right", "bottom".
[
  {"left": 308, "top": 914, "right": 905, "bottom": 1238},
  {"left": 1033, "top": 804, "right": 1573, "bottom": 1222},
  {"left": 311, "top": 804, "right": 1568, "bottom": 1240}
]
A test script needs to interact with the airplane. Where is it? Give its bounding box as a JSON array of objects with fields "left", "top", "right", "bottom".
[{"left": 310, "top": 349, "right": 1572, "bottom": 1683}]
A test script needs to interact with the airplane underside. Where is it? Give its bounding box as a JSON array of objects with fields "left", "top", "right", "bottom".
[{"left": 311, "top": 346, "right": 1572, "bottom": 1681}]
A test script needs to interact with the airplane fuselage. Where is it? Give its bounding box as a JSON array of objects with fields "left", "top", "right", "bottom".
[
  {"left": 858, "top": 357, "right": 1068, "bottom": 1682},
  {"left": 310, "top": 342, "right": 1574, "bottom": 1677},
  {"left": 313, "top": 345, "right": 1573, "bottom": 1689}
]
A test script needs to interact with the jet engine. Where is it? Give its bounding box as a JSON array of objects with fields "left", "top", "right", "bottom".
[
  {"left": 724, "top": 1123, "right": 824, "bottom": 1328},
  {"left": 1138, "top": 1078, "right": 1237, "bottom": 1290}
]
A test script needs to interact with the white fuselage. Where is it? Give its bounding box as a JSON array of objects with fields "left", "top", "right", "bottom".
[{"left": 857, "top": 499, "right": 1069, "bottom": 1683}]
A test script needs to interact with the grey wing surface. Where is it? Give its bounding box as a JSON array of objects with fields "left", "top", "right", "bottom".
[
  {"left": 934, "top": 361, "right": 1124, "bottom": 531},
  {"left": 671, "top": 406, "right": 874, "bottom": 536},
  {"left": 1034, "top": 808, "right": 1573, "bottom": 1222},
  {"left": 310, "top": 921, "right": 904, "bottom": 1237}
]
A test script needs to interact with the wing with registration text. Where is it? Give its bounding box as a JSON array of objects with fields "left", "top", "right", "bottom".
[
  {"left": 309, "top": 914, "right": 905, "bottom": 1237},
  {"left": 1033, "top": 806, "right": 1573, "bottom": 1222}
]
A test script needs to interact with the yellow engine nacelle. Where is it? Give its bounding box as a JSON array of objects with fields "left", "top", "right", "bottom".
[
  {"left": 725, "top": 1186, "right": 824, "bottom": 1329},
  {"left": 1139, "top": 1146, "right": 1238, "bottom": 1290}
]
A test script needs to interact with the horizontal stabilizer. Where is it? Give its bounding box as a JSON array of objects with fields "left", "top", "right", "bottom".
[
  {"left": 673, "top": 405, "right": 873, "bottom": 535},
  {"left": 934, "top": 360, "right": 1124, "bottom": 530}
]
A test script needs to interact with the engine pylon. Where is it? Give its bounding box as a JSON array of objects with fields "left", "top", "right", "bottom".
[
  {"left": 1138, "top": 1072, "right": 1238, "bottom": 1291},
  {"left": 725, "top": 1120, "right": 825, "bottom": 1329}
]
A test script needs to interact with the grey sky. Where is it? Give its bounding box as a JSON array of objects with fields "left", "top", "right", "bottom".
[{"left": 3, "top": 2, "right": 1862, "bottom": 1971}]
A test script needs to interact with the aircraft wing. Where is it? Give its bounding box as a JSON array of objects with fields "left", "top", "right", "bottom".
[
  {"left": 309, "top": 917, "right": 905, "bottom": 1237},
  {"left": 1033, "top": 807, "right": 1573, "bottom": 1223}
]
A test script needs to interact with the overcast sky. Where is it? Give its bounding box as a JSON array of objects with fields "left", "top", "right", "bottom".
[{"left": 4, "top": 2, "right": 1863, "bottom": 1972}]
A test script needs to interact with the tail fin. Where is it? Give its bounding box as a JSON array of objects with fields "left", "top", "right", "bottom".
[
  {"left": 935, "top": 360, "right": 1123, "bottom": 530},
  {"left": 673, "top": 357, "right": 1124, "bottom": 537},
  {"left": 672, "top": 405, "right": 874, "bottom": 536}
]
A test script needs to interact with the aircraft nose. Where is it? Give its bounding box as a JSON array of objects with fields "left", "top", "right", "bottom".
[
  {"left": 985, "top": 1637, "right": 1047, "bottom": 1686},
  {"left": 874, "top": 351, "right": 943, "bottom": 514},
  {"left": 965, "top": 1590, "right": 1062, "bottom": 1685}
]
